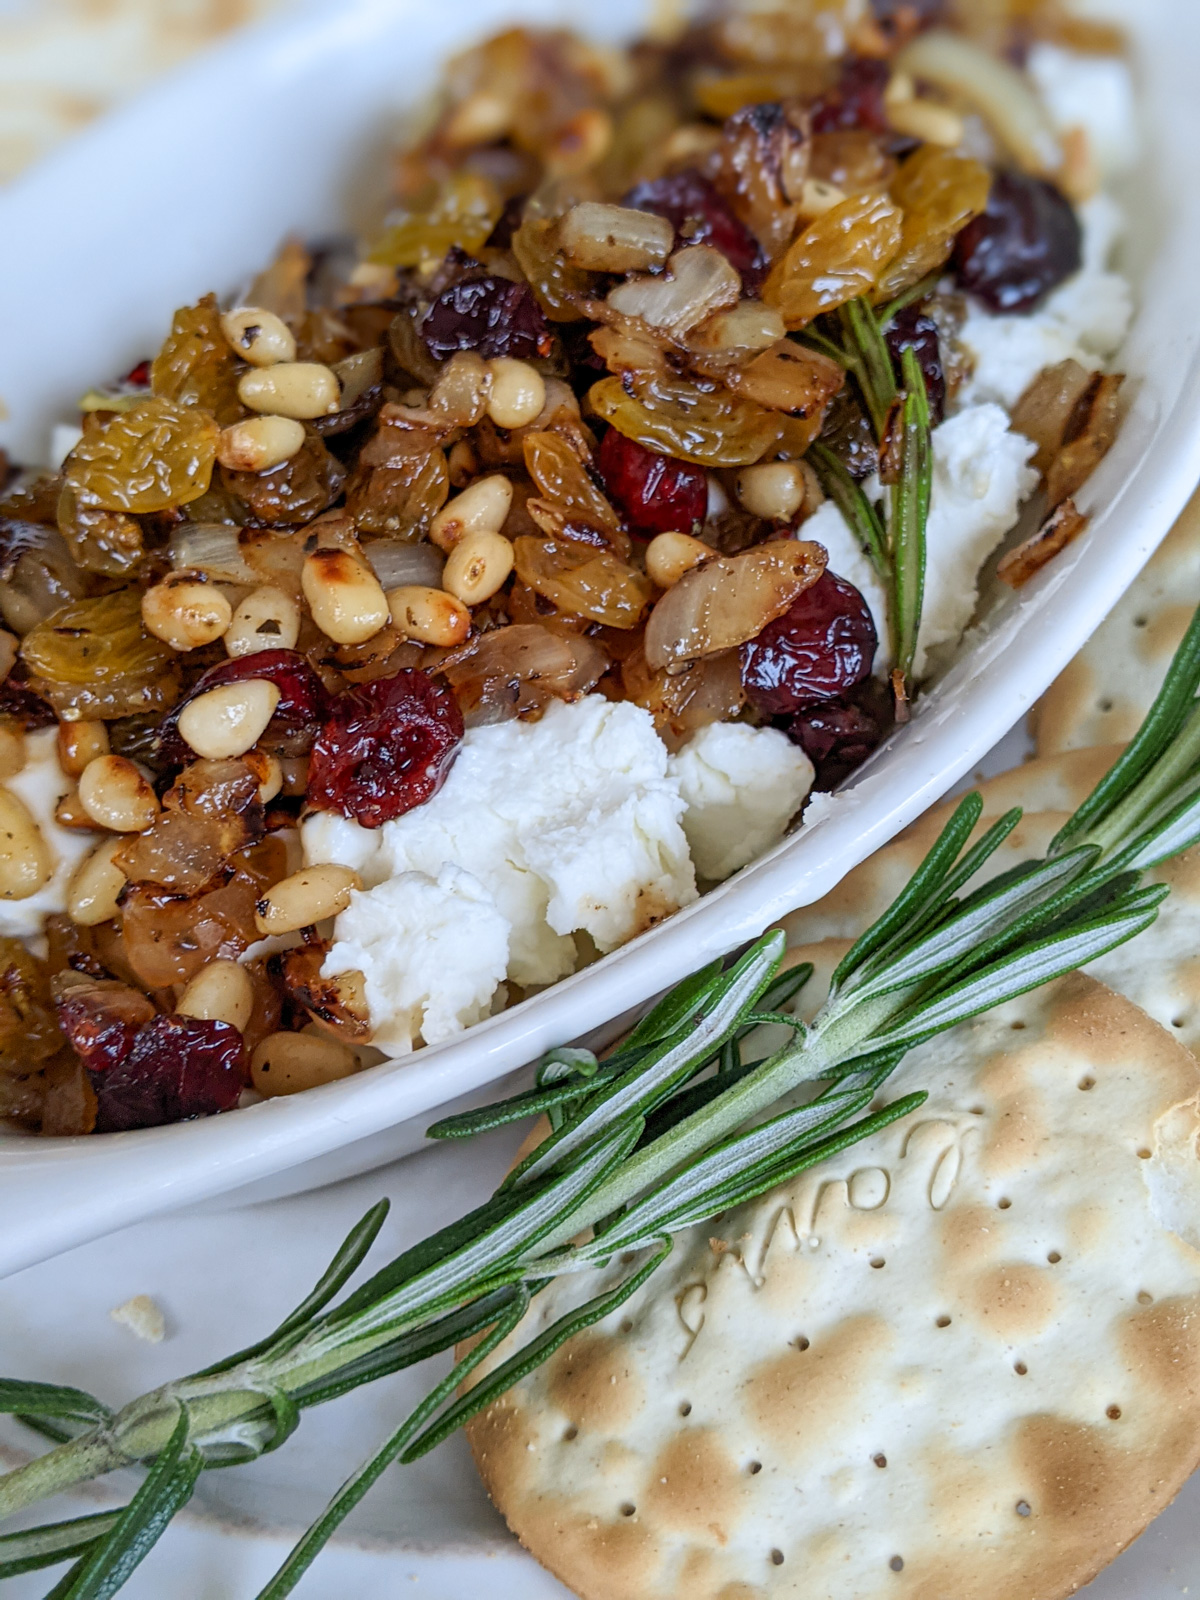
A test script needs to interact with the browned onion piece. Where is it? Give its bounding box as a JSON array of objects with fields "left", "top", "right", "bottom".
[
  {"left": 622, "top": 644, "right": 745, "bottom": 751},
  {"left": 1010, "top": 359, "right": 1095, "bottom": 477},
  {"left": 644, "top": 539, "right": 826, "bottom": 671},
  {"left": 441, "top": 623, "right": 609, "bottom": 725},
  {"left": 607, "top": 245, "right": 742, "bottom": 336},
  {"left": 725, "top": 339, "right": 845, "bottom": 417}
]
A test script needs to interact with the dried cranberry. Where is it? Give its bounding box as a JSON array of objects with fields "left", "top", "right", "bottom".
[
  {"left": 869, "top": 0, "right": 945, "bottom": 36},
  {"left": 788, "top": 690, "right": 887, "bottom": 791},
  {"left": 818, "top": 390, "right": 880, "bottom": 481},
  {"left": 56, "top": 979, "right": 154, "bottom": 1075},
  {"left": 884, "top": 304, "right": 946, "bottom": 424},
  {"left": 623, "top": 170, "right": 762, "bottom": 278},
  {"left": 157, "top": 648, "right": 331, "bottom": 765},
  {"left": 308, "top": 668, "right": 464, "bottom": 829},
  {"left": 596, "top": 427, "right": 708, "bottom": 538},
  {"left": 486, "top": 195, "right": 527, "bottom": 251},
  {"left": 811, "top": 57, "right": 890, "bottom": 135},
  {"left": 122, "top": 359, "right": 151, "bottom": 388},
  {"left": 740, "top": 571, "right": 877, "bottom": 715},
  {"left": 0, "top": 671, "right": 57, "bottom": 730},
  {"left": 92, "top": 1014, "right": 245, "bottom": 1132},
  {"left": 952, "top": 171, "right": 1082, "bottom": 314},
  {"left": 421, "top": 275, "right": 550, "bottom": 363}
]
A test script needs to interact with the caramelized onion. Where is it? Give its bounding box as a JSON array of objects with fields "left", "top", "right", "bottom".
[
  {"left": 170, "top": 523, "right": 257, "bottom": 584},
  {"left": 362, "top": 539, "right": 445, "bottom": 591},
  {"left": 441, "top": 623, "right": 609, "bottom": 724},
  {"left": 644, "top": 539, "right": 826, "bottom": 670},
  {"left": 607, "top": 246, "right": 742, "bottom": 336}
]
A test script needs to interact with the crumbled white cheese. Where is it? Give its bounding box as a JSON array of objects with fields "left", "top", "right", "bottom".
[
  {"left": 669, "top": 722, "right": 814, "bottom": 882},
  {"left": 305, "top": 697, "right": 698, "bottom": 1051},
  {"left": 0, "top": 728, "right": 96, "bottom": 940},
  {"left": 48, "top": 424, "right": 83, "bottom": 471},
  {"left": 110, "top": 1294, "right": 166, "bottom": 1343},
  {"left": 1027, "top": 43, "right": 1139, "bottom": 182},
  {"left": 956, "top": 195, "right": 1133, "bottom": 411},
  {"left": 325, "top": 865, "right": 510, "bottom": 1055},
  {"left": 803, "top": 405, "right": 1037, "bottom": 680}
]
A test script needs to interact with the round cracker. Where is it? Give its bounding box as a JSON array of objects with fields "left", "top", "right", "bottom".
[
  {"left": 468, "top": 975, "right": 1200, "bottom": 1600},
  {"left": 1032, "top": 487, "right": 1200, "bottom": 757}
]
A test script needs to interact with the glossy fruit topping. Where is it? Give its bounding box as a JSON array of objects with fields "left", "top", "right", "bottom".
[
  {"left": 952, "top": 171, "right": 1082, "bottom": 314},
  {"left": 787, "top": 685, "right": 888, "bottom": 790},
  {"left": 55, "top": 976, "right": 156, "bottom": 1076},
  {"left": 159, "top": 648, "right": 331, "bottom": 765},
  {"left": 623, "top": 170, "right": 762, "bottom": 278},
  {"left": 740, "top": 569, "right": 877, "bottom": 714},
  {"left": 884, "top": 304, "right": 946, "bottom": 424},
  {"left": 811, "top": 57, "right": 890, "bottom": 135},
  {"left": 308, "top": 668, "right": 464, "bottom": 829},
  {"left": 421, "top": 274, "right": 550, "bottom": 364},
  {"left": 595, "top": 427, "right": 708, "bottom": 537},
  {"left": 92, "top": 1014, "right": 246, "bottom": 1132}
]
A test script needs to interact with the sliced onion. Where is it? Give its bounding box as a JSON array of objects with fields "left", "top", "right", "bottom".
[
  {"left": 608, "top": 245, "right": 742, "bottom": 336},
  {"left": 332, "top": 346, "right": 384, "bottom": 409},
  {"left": 645, "top": 539, "right": 826, "bottom": 671},
  {"left": 442, "top": 623, "right": 609, "bottom": 724},
  {"left": 362, "top": 539, "right": 444, "bottom": 591},
  {"left": 896, "top": 31, "right": 1062, "bottom": 178},
  {"left": 687, "top": 301, "right": 787, "bottom": 356},
  {"left": 622, "top": 644, "right": 745, "bottom": 751},
  {"left": 1010, "top": 358, "right": 1094, "bottom": 475},
  {"left": 558, "top": 202, "right": 675, "bottom": 273},
  {"left": 170, "top": 523, "right": 257, "bottom": 584}
]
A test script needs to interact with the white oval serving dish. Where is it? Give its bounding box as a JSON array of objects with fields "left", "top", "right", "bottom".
[{"left": 0, "top": 0, "right": 1197, "bottom": 1278}]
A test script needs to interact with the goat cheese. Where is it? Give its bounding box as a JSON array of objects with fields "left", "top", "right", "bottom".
[
  {"left": 1026, "top": 44, "right": 1139, "bottom": 183},
  {"left": 669, "top": 722, "right": 814, "bottom": 881},
  {"left": 0, "top": 728, "right": 96, "bottom": 941},
  {"left": 956, "top": 195, "right": 1132, "bottom": 411},
  {"left": 802, "top": 500, "right": 890, "bottom": 674}
]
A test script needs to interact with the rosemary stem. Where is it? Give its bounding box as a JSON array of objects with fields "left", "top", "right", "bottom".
[
  {"left": 0, "top": 1432, "right": 122, "bottom": 1520},
  {"left": 1075, "top": 701, "right": 1200, "bottom": 862}
]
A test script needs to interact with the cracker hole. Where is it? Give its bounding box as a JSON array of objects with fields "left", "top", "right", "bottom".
[
  {"left": 969, "top": 1105, "right": 985, "bottom": 1116},
  {"left": 1078, "top": 1076, "right": 1095, "bottom": 1091},
  {"left": 874, "top": 1453, "right": 888, "bottom": 1469},
  {"left": 678, "top": 1401, "right": 692, "bottom": 1417},
  {"left": 795, "top": 1335, "right": 811, "bottom": 1351},
  {"left": 1137, "top": 1147, "right": 1152, "bottom": 1160},
  {"left": 563, "top": 1425, "right": 578, "bottom": 1442},
  {"left": 936, "top": 1315, "right": 952, "bottom": 1328},
  {"left": 1138, "top": 1291, "right": 1154, "bottom": 1306},
  {"left": 870, "top": 1257, "right": 886, "bottom": 1269},
  {"left": 1014, "top": 1361, "right": 1028, "bottom": 1376},
  {"left": 997, "top": 1197, "right": 1012, "bottom": 1210},
  {"left": 748, "top": 1460, "right": 763, "bottom": 1475},
  {"left": 1016, "top": 1500, "right": 1032, "bottom": 1518},
  {"left": 619, "top": 1317, "right": 634, "bottom": 1334},
  {"left": 890, "top": 1556, "right": 905, "bottom": 1573},
  {"left": 620, "top": 1503, "right": 637, "bottom": 1518},
  {"left": 1010, "top": 1021, "right": 1027, "bottom": 1031},
  {"left": 1048, "top": 1251, "right": 1062, "bottom": 1265},
  {"left": 1134, "top": 615, "right": 1148, "bottom": 627},
  {"left": 770, "top": 1550, "right": 785, "bottom": 1567},
  {"left": 1173, "top": 1017, "right": 1187, "bottom": 1029},
  {"left": 1098, "top": 698, "right": 1114, "bottom": 713},
  {"left": 1107, "top": 1405, "right": 1122, "bottom": 1421}
]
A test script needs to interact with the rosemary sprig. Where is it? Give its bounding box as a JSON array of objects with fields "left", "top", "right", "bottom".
[
  {"left": 8, "top": 606, "right": 1200, "bottom": 1599},
  {"left": 891, "top": 343, "right": 932, "bottom": 697}
]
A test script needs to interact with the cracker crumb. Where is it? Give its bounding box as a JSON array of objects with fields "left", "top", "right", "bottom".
[{"left": 110, "top": 1294, "right": 166, "bottom": 1343}]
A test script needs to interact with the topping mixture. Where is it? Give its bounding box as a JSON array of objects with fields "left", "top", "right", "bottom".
[{"left": 0, "top": 0, "right": 1134, "bottom": 1131}]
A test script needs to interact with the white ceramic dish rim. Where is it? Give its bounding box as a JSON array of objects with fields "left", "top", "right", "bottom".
[{"left": 0, "top": 0, "right": 1198, "bottom": 1279}]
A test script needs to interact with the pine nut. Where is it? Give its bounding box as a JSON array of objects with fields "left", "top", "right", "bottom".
[
  {"left": 254, "top": 863, "right": 363, "bottom": 936},
  {"left": 795, "top": 178, "right": 847, "bottom": 220},
  {"left": 387, "top": 585, "right": 471, "bottom": 647},
  {"left": 250, "top": 1029, "right": 359, "bottom": 1096},
  {"left": 78, "top": 756, "right": 159, "bottom": 833},
  {"left": 57, "top": 719, "right": 109, "bottom": 778},
  {"left": 142, "top": 573, "right": 233, "bottom": 652},
  {"left": 430, "top": 475, "right": 514, "bottom": 551},
  {"left": 645, "top": 531, "right": 714, "bottom": 589},
  {"left": 216, "top": 415, "right": 306, "bottom": 473},
  {"left": 225, "top": 585, "right": 302, "bottom": 658},
  {"left": 443, "top": 88, "right": 512, "bottom": 149},
  {"left": 302, "top": 548, "right": 390, "bottom": 645},
  {"left": 887, "top": 98, "right": 965, "bottom": 148},
  {"left": 239, "top": 362, "right": 341, "bottom": 420},
  {"left": 485, "top": 359, "right": 547, "bottom": 430},
  {"left": 0, "top": 788, "right": 52, "bottom": 901},
  {"left": 66, "top": 836, "right": 126, "bottom": 926},
  {"left": 55, "top": 785, "right": 96, "bottom": 831},
  {"left": 885, "top": 70, "right": 916, "bottom": 109},
  {"left": 178, "top": 680, "right": 281, "bottom": 761},
  {"left": 247, "top": 751, "right": 283, "bottom": 804},
  {"left": 0, "top": 722, "right": 25, "bottom": 780},
  {"left": 441, "top": 530, "right": 514, "bottom": 606},
  {"left": 220, "top": 306, "right": 297, "bottom": 367},
  {"left": 178, "top": 958, "right": 254, "bottom": 1032},
  {"left": 736, "top": 461, "right": 807, "bottom": 523}
]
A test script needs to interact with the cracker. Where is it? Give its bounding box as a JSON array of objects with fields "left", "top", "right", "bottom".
[
  {"left": 468, "top": 973, "right": 1200, "bottom": 1600},
  {"left": 1032, "top": 487, "right": 1200, "bottom": 756}
]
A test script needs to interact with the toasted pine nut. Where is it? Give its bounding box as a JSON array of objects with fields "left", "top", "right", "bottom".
[
  {"left": 249, "top": 752, "right": 283, "bottom": 805},
  {"left": 57, "top": 719, "right": 109, "bottom": 778},
  {"left": 0, "top": 722, "right": 25, "bottom": 780},
  {"left": 142, "top": 573, "right": 233, "bottom": 652},
  {"left": 795, "top": 178, "right": 847, "bottom": 220},
  {"left": 302, "top": 548, "right": 390, "bottom": 645},
  {"left": 67, "top": 836, "right": 126, "bottom": 926},
  {"left": 55, "top": 785, "right": 96, "bottom": 832},
  {"left": 441, "top": 530, "right": 514, "bottom": 606},
  {"left": 887, "top": 98, "right": 965, "bottom": 148},
  {"left": 736, "top": 461, "right": 807, "bottom": 523},
  {"left": 387, "top": 585, "right": 471, "bottom": 647},
  {"left": 485, "top": 359, "right": 546, "bottom": 430},
  {"left": 78, "top": 756, "right": 159, "bottom": 833},
  {"left": 0, "top": 788, "right": 52, "bottom": 901},
  {"left": 251, "top": 1029, "right": 359, "bottom": 1096},
  {"left": 220, "top": 306, "right": 297, "bottom": 367},
  {"left": 885, "top": 70, "right": 916, "bottom": 109},
  {"left": 430, "top": 475, "right": 514, "bottom": 551},
  {"left": 645, "top": 531, "right": 714, "bottom": 589},
  {"left": 254, "top": 863, "right": 363, "bottom": 936},
  {"left": 178, "top": 680, "right": 281, "bottom": 761},
  {"left": 225, "top": 585, "right": 302, "bottom": 658},
  {"left": 443, "top": 88, "right": 512, "bottom": 149},
  {"left": 178, "top": 958, "right": 254, "bottom": 1032},
  {"left": 217, "top": 415, "right": 306, "bottom": 473},
  {"left": 239, "top": 362, "right": 341, "bottom": 420}
]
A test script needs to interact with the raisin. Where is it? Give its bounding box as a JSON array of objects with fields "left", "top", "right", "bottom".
[
  {"left": 595, "top": 427, "right": 708, "bottom": 538},
  {"left": 877, "top": 147, "right": 991, "bottom": 302},
  {"left": 884, "top": 304, "right": 946, "bottom": 424},
  {"left": 421, "top": 274, "right": 550, "bottom": 363},
  {"left": 740, "top": 571, "right": 877, "bottom": 714},
  {"left": 486, "top": 194, "right": 528, "bottom": 250},
  {"left": 0, "top": 939, "right": 64, "bottom": 1072},
  {"left": 513, "top": 536, "right": 653, "bottom": 629},
  {"left": 788, "top": 680, "right": 890, "bottom": 790},
  {"left": 811, "top": 57, "right": 890, "bottom": 135},
  {"left": 65, "top": 398, "right": 220, "bottom": 515},
  {"left": 952, "top": 172, "right": 1082, "bottom": 314},
  {"left": 764, "top": 193, "right": 904, "bottom": 330},
  {"left": 589, "top": 373, "right": 804, "bottom": 468},
  {"left": 157, "top": 648, "right": 331, "bottom": 766},
  {"left": 151, "top": 294, "right": 243, "bottom": 427},
  {"left": 92, "top": 1014, "right": 246, "bottom": 1132},
  {"left": 623, "top": 170, "right": 762, "bottom": 278},
  {"left": 0, "top": 672, "right": 57, "bottom": 730},
  {"left": 818, "top": 389, "right": 880, "bottom": 480},
  {"left": 21, "top": 588, "right": 181, "bottom": 722},
  {"left": 221, "top": 428, "right": 346, "bottom": 526},
  {"left": 308, "top": 668, "right": 464, "bottom": 829}
]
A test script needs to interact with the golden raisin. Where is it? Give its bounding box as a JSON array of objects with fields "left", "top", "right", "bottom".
[
  {"left": 64, "top": 397, "right": 220, "bottom": 515},
  {"left": 763, "top": 192, "right": 904, "bottom": 329},
  {"left": 513, "top": 536, "right": 653, "bottom": 629},
  {"left": 875, "top": 147, "right": 991, "bottom": 302},
  {"left": 151, "top": 293, "right": 244, "bottom": 426}
]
